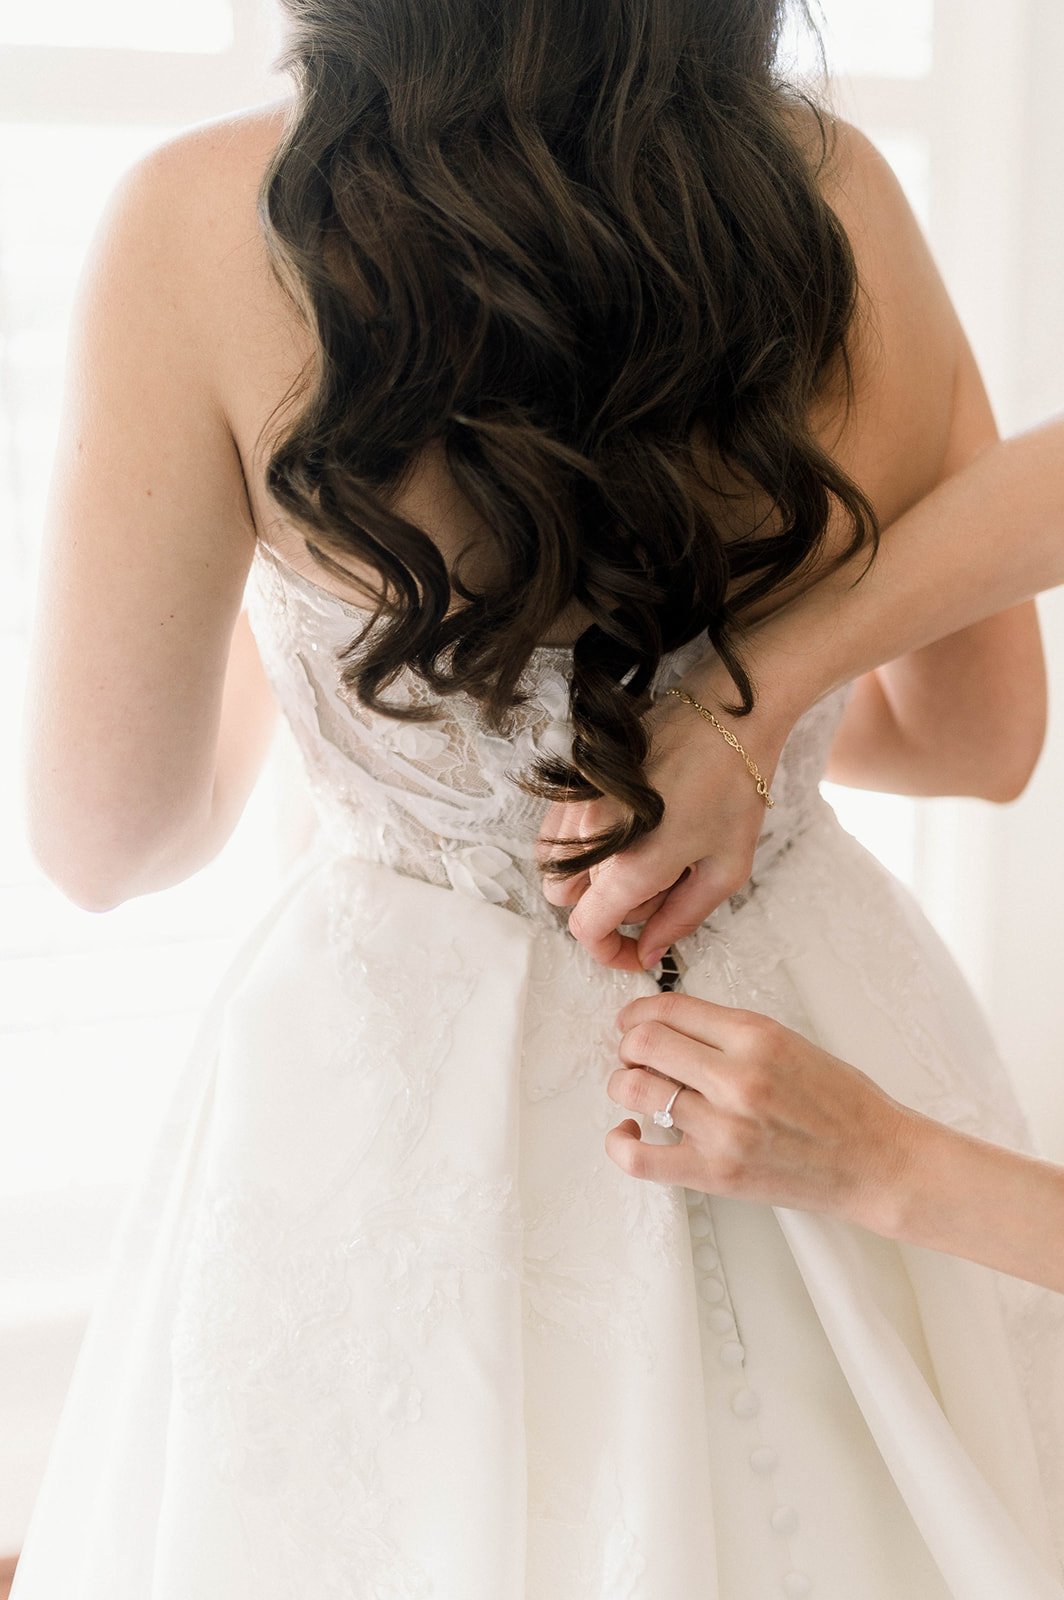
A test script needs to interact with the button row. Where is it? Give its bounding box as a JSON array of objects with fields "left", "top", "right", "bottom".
[{"left": 685, "top": 1188, "right": 813, "bottom": 1600}]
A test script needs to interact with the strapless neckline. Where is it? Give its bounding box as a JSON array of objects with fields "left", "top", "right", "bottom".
[{"left": 252, "top": 538, "right": 579, "bottom": 659}]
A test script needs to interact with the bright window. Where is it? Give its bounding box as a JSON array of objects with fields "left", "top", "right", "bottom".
[
  {"left": 818, "top": 0, "right": 934, "bottom": 79},
  {"left": 1, "top": 5, "right": 234, "bottom": 52}
]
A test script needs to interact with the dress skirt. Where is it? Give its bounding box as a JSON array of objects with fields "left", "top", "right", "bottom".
[{"left": 10, "top": 801, "right": 1064, "bottom": 1600}]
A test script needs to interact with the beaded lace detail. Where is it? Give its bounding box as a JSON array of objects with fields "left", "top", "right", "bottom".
[{"left": 243, "top": 538, "right": 850, "bottom": 928}]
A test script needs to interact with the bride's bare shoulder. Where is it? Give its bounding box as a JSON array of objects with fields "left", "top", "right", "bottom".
[
  {"left": 115, "top": 102, "right": 295, "bottom": 275},
  {"left": 139, "top": 98, "right": 293, "bottom": 179},
  {"left": 785, "top": 104, "right": 978, "bottom": 518},
  {"left": 94, "top": 101, "right": 297, "bottom": 318},
  {"left": 104, "top": 98, "right": 313, "bottom": 398}
]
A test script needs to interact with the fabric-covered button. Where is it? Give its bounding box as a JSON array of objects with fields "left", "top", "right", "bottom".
[
  {"left": 718, "top": 1339, "right": 745, "bottom": 1368},
  {"left": 688, "top": 1207, "right": 714, "bottom": 1238},
  {"left": 771, "top": 1506, "right": 799, "bottom": 1536},
  {"left": 731, "top": 1386, "right": 761, "bottom": 1419},
  {"left": 749, "top": 1446, "right": 778, "bottom": 1475},
  {"left": 698, "top": 1276, "right": 726, "bottom": 1304},
  {"left": 707, "top": 1308, "right": 735, "bottom": 1335},
  {"left": 693, "top": 1242, "right": 721, "bottom": 1271},
  {"left": 782, "top": 1573, "right": 811, "bottom": 1597}
]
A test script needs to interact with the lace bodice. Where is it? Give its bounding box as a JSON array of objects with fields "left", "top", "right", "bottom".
[{"left": 244, "top": 538, "right": 849, "bottom": 931}]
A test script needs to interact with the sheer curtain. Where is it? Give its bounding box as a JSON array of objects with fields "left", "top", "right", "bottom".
[{"left": 2, "top": 0, "right": 1062, "bottom": 1560}]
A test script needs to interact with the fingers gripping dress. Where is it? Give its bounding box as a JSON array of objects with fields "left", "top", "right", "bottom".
[{"left": 11, "top": 538, "right": 1064, "bottom": 1600}]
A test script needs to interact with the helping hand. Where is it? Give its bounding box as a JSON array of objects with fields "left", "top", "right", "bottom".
[
  {"left": 605, "top": 993, "right": 919, "bottom": 1232},
  {"left": 536, "top": 671, "right": 787, "bottom": 971}
]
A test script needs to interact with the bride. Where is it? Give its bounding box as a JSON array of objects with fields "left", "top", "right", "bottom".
[{"left": 15, "top": 0, "right": 1064, "bottom": 1595}]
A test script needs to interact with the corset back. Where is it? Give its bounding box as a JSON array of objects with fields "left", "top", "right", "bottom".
[{"left": 244, "top": 538, "right": 849, "bottom": 931}]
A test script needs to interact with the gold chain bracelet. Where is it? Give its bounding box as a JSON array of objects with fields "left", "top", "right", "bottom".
[{"left": 664, "top": 686, "right": 776, "bottom": 808}]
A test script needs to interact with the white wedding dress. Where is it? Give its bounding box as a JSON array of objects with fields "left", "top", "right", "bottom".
[{"left": 11, "top": 537, "right": 1064, "bottom": 1600}]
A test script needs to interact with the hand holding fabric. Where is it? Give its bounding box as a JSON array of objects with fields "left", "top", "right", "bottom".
[
  {"left": 536, "top": 660, "right": 790, "bottom": 971},
  {"left": 605, "top": 992, "right": 915, "bottom": 1230}
]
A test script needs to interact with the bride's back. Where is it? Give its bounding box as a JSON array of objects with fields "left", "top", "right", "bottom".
[
  {"left": 28, "top": 36, "right": 1008, "bottom": 914},
  {"left": 196, "top": 91, "right": 977, "bottom": 928},
  {"left": 199, "top": 101, "right": 982, "bottom": 641}
]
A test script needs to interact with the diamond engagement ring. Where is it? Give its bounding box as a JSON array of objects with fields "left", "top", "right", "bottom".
[{"left": 652, "top": 1084, "right": 683, "bottom": 1129}]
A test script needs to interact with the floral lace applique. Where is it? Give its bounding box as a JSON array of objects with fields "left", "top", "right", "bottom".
[
  {"left": 243, "top": 539, "right": 849, "bottom": 933},
  {"left": 171, "top": 1168, "right": 523, "bottom": 1596},
  {"left": 518, "top": 1166, "right": 680, "bottom": 1371},
  {"left": 170, "top": 863, "right": 528, "bottom": 1597}
]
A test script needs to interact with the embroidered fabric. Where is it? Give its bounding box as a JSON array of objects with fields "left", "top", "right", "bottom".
[
  {"left": 238, "top": 537, "right": 1064, "bottom": 1586},
  {"left": 244, "top": 538, "right": 844, "bottom": 930},
  {"left": 11, "top": 535, "right": 1064, "bottom": 1600}
]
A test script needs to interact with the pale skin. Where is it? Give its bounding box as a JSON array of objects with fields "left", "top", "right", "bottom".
[{"left": 19, "top": 103, "right": 1064, "bottom": 1295}]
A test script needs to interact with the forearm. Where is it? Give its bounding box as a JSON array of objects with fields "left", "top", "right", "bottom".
[
  {"left": 875, "top": 1111, "right": 1064, "bottom": 1294},
  {"left": 825, "top": 603, "right": 1047, "bottom": 801},
  {"left": 687, "top": 418, "right": 1064, "bottom": 750}
]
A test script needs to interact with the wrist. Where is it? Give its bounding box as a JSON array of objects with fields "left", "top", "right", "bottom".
[
  {"left": 853, "top": 1101, "right": 947, "bottom": 1244},
  {"left": 858, "top": 1101, "right": 1064, "bottom": 1292},
  {"left": 678, "top": 625, "right": 819, "bottom": 777}
]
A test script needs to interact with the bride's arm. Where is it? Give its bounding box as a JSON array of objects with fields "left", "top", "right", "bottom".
[
  {"left": 795, "top": 128, "right": 1046, "bottom": 804},
  {"left": 820, "top": 344, "right": 1045, "bottom": 803},
  {"left": 699, "top": 126, "right": 1054, "bottom": 804},
  {"left": 21, "top": 130, "right": 278, "bottom": 912}
]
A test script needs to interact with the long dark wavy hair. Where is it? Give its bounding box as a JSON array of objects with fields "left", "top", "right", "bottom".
[{"left": 257, "top": 0, "right": 876, "bottom": 875}]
